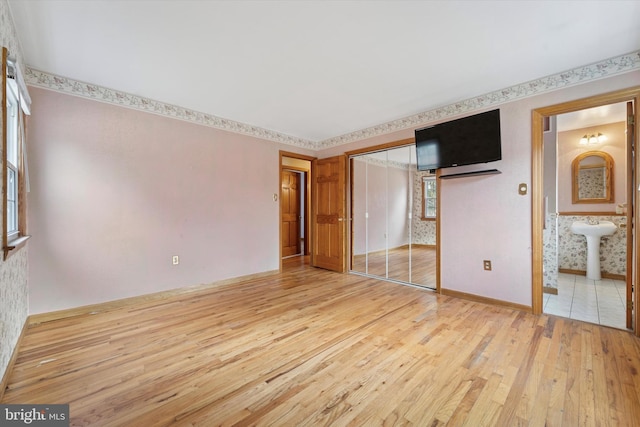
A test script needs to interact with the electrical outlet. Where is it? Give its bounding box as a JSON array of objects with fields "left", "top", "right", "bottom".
[
  {"left": 172, "top": 255, "right": 179, "bottom": 265},
  {"left": 483, "top": 260, "right": 492, "bottom": 271}
]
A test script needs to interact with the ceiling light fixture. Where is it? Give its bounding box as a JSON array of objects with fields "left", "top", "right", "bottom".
[{"left": 579, "top": 132, "right": 606, "bottom": 145}]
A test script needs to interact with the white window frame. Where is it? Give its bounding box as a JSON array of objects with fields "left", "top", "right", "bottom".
[
  {"left": 2, "top": 48, "right": 31, "bottom": 259},
  {"left": 6, "top": 78, "right": 19, "bottom": 239}
]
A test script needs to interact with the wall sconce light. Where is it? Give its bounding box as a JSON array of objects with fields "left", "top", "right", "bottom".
[{"left": 579, "top": 132, "right": 606, "bottom": 145}]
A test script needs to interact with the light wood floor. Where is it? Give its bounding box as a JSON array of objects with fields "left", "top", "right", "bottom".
[{"left": 3, "top": 257, "right": 640, "bottom": 426}]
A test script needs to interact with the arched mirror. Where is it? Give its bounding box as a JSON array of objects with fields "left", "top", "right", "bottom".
[{"left": 571, "top": 151, "right": 614, "bottom": 203}]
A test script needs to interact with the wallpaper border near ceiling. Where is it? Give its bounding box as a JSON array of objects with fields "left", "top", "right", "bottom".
[
  {"left": 24, "top": 67, "right": 318, "bottom": 151},
  {"left": 25, "top": 50, "right": 640, "bottom": 151}
]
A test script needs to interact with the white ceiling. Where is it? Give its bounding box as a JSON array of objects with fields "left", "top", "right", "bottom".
[{"left": 7, "top": 0, "right": 640, "bottom": 143}]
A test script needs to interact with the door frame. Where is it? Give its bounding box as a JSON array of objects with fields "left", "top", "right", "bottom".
[
  {"left": 281, "top": 168, "right": 304, "bottom": 258},
  {"left": 279, "top": 151, "right": 315, "bottom": 270},
  {"left": 531, "top": 86, "right": 640, "bottom": 335}
]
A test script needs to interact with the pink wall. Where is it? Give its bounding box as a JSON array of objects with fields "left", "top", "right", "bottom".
[
  {"left": 387, "top": 165, "right": 410, "bottom": 249},
  {"left": 351, "top": 159, "right": 409, "bottom": 255},
  {"left": 319, "top": 71, "right": 640, "bottom": 307},
  {"left": 26, "top": 87, "right": 314, "bottom": 314},
  {"left": 365, "top": 162, "right": 388, "bottom": 252},
  {"left": 351, "top": 159, "right": 369, "bottom": 255},
  {"left": 26, "top": 71, "right": 640, "bottom": 313}
]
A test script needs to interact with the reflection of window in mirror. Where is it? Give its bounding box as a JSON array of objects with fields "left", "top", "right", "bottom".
[{"left": 422, "top": 176, "right": 437, "bottom": 220}]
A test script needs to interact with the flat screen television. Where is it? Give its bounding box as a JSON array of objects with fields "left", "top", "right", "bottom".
[{"left": 415, "top": 109, "right": 501, "bottom": 171}]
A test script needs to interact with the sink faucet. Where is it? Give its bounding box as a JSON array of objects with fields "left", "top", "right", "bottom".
[{"left": 587, "top": 217, "right": 599, "bottom": 225}]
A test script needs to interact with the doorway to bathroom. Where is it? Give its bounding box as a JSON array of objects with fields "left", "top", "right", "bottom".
[{"left": 532, "top": 87, "right": 639, "bottom": 334}]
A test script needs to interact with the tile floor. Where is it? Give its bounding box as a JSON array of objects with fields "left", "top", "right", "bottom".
[{"left": 543, "top": 273, "right": 629, "bottom": 330}]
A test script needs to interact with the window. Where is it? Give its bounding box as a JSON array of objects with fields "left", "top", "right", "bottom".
[
  {"left": 422, "top": 176, "right": 437, "bottom": 220},
  {"left": 2, "top": 47, "right": 31, "bottom": 259},
  {"left": 6, "top": 78, "right": 18, "bottom": 237}
]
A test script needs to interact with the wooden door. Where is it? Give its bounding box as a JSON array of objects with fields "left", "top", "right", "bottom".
[
  {"left": 312, "top": 155, "right": 346, "bottom": 272},
  {"left": 281, "top": 170, "right": 301, "bottom": 257},
  {"left": 627, "top": 100, "right": 635, "bottom": 329}
]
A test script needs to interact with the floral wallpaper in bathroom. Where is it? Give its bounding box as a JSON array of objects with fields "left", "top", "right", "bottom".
[
  {"left": 578, "top": 168, "right": 606, "bottom": 199},
  {"left": 543, "top": 213, "right": 558, "bottom": 290}
]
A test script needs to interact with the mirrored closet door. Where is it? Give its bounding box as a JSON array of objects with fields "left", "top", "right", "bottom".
[{"left": 350, "top": 144, "right": 437, "bottom": 289}]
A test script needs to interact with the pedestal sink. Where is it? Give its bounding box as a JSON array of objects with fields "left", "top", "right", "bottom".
[{"left": 570, "top": 220, "right": 617, "bottom": 280}]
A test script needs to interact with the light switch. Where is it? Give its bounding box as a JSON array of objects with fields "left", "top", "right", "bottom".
[{"left": 518, "top": 183, "right": 527, "bottom": 195}]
